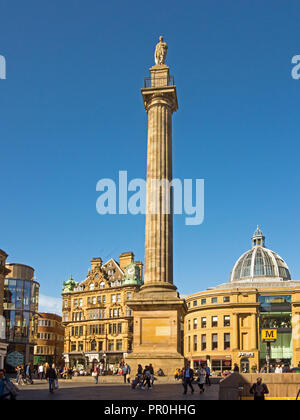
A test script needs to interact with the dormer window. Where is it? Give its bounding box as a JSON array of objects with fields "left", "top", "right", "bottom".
[{"left": 89, "top": 283, "right": 95, "bottom": 291}]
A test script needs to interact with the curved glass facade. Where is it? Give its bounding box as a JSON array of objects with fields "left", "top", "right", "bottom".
[
  {"left": 4, "top": 278, "right": 39, "bottom": 342},
  {"left": 3, "top": 264, "right": 39, "bottom": 371}
]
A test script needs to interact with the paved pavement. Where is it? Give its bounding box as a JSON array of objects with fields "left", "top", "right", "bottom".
[{"left": 15, "top": 380, "right": 219, "bottom": 400}]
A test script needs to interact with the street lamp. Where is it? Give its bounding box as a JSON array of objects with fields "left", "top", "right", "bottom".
[{"left": 103, "top": 353, "right": 107, "bottom": 372}]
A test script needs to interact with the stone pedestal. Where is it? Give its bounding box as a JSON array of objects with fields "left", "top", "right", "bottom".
[{"left": 126, "top": 60, "right": 186, "bottom": 375}]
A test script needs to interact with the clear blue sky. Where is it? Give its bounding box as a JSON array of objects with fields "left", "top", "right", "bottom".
[{"left": 1, "top": 0, "right": 300, "bottom": 313}]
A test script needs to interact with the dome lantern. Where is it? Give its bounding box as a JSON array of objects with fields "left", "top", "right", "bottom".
[{"left": 252, "top": 225, "right": 265, "bottom": 248}]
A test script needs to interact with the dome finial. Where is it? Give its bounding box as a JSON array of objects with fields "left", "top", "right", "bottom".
[{"left": 252, "top": 225, "right": 265, "bottom": 247}]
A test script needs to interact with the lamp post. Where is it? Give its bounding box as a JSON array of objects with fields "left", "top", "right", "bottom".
[{"left": 103, "top": 353, "right": 107, "bottom": 373}]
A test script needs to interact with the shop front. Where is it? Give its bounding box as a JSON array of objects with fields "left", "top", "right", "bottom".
[
  {"left": 211, "top": 356, "right": 232, "bottom": 375},
  {"left": 259, "top": 295, "right": 293, "bottom": 369}
]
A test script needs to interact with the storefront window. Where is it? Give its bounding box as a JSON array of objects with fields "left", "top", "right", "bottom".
[
  {"left": 211, "top": 359, "right": 232, "bottom": 373},
  {"left": 259, "top": 295, "right": 292, "bottom": 368}
]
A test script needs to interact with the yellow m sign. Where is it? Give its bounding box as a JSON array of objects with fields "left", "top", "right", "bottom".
[{"left": 261, "top": 329, "right": 277, "bottom": 342}]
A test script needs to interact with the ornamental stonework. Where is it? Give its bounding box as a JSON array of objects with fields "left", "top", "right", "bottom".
[{"left": 61, "top": 252, "right": 143, "bottom": 369}]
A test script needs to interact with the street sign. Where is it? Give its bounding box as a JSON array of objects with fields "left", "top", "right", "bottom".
[{"left": 261, "top": 329, "right": 277, "bottom": 342}]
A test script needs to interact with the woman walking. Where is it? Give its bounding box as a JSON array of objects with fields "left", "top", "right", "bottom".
[
  {"left": 92, "top": 365, "right": 100, "bottom": 384},
  {"left": 196, "top": 365, "right": 206, "bottom": 393}
]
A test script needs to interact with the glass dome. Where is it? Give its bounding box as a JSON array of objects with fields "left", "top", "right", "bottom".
[{"left": 230, "top": 228, "right": 291, "bottom": 282}]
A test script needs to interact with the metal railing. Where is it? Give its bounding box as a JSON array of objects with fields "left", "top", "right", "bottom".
[{"left": 144, "top": 75, "right": 175, "bottom": 88}]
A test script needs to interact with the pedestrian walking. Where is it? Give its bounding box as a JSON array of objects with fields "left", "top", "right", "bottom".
[
  {"left": 250, "top": 377, "right": 269, "bottom": 401},
  {"left": 25, "top": 363, "right": 33, "bottom": 384},
  {"left": 38, "top": 364, "right": 44, "bottom": 380},
  {"left": 19, "top": 365, "right": 26, "bottom": 385},
  {"left": 92, "top": 365, "right": 100, "bottom": 384},
  {"left": 15, "top": 365, "right": 22, "bottom": 384},
  {"left": 122, "top": 363, "right": 131, "bottom": 384},
  {"left": 181, "top": 364, "right": 194, "bottom": 395},
  {"left": 143, "top": 366, "right": 152, "bottom": 390},
  {"left": 45, "top": 364, "right": 58, "bottom": 394},
  {"left": 149, "top": 364, "right": 155, "bottom": 386},
  {"left": 196, "top": 365, "right": 206, "bottom": 393},
  {"left": 205, "top": 365, "right": 211, "bottom": 386},
  {"left": 233, "top": 363, "right": 239, "bottom": 373}
]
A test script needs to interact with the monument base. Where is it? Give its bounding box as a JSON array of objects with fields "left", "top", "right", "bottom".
[
  {"left": 125, "top": 352, "right": 185, "bottom": 377},
  {"left": 125, "top": 290, "right": 187, "bottom": 376}
]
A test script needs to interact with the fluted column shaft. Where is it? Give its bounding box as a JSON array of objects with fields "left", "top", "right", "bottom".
[{"left": 144, "top": 96, "right": 173, "bottom": 285}]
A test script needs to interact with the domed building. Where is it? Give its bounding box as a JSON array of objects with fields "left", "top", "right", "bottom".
[
  {"left": 230, "top": 227, "right": 291, "bottom": 282},
  {"left": 184, "top": 228, "right": 300, "bottom": 374}
]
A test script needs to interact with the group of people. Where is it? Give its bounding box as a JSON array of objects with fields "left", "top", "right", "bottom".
[
  {"left": 260, "top": 364, "right": 290, "bottom": 373},
  {"left": 18, "top": 363, "right": 60, "bottom": 394},
  {"left": 15, "top": 364, "right": 34, "bottom": 385},
  {"left": 131, "top": 364, "right": 157, "bottom": 390},
  {"left": 180, "top": 364, "right": 211, "bottom": 395}
]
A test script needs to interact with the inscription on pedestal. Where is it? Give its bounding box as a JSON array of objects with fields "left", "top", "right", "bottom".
[{"left": 141, "top": 318, "right": 171, "bottom": 344}]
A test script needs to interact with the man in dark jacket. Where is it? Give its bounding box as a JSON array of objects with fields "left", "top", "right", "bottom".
[
  {"left": 250, "top": 377, "right": 269, "bottom": 400},
  {"left": 181, "top": 364, "right": 194, "bottom": 395},
  {"left": 45, "top": 364, "right": 57, "bottom": 393}
]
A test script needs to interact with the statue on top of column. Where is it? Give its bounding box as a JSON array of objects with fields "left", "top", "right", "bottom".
[{"left": 154, "top": 36, "right": 168, "bottom": 65}]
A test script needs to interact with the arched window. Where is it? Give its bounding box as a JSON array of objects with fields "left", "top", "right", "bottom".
[{"left": 91, "top": 340, "right": 97, "bottom": 351}]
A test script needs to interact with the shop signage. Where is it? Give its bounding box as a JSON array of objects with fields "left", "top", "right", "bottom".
[
  {"left": 261, "top": 329, "right": 277, "bottom": 342},
  {"left": 6, "top": 351, "right": 24, "bottom": 367},
  {"left": 87, "top": 353, "right": 99, "bottom": 362},
  {"left": 238, "top": 352, "right": 254, "bottom": 358}
]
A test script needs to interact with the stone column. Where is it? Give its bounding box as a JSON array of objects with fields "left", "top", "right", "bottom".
[
  {"left": 125, "top": 52, "right": 186, "bottom": 376},
  {"left": 141, "top": 64, "right": 178, "bottom": 296}
]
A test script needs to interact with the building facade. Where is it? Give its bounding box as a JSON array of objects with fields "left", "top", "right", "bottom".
[
  {"left": 3, "top": 263, "right": 40, "bottom": 371},
  {"left": 34, "top": 313, "right": 65, "bottom": 367},
  {"left": 0, "top": 250, "right": 10, "bottom": 369},
  {"left": 184, "top": 228, "right": 300, "bottom": 374},
  {"left": 62, "top": 252, "right": 143, "bottom": 370}
]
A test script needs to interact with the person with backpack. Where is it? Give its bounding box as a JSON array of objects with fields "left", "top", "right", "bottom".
[
  {"left": 250, "top": 377, "right": 269, "bottom": 401},
  {"left": 0, "top": 369, "right": 18, "bottom": 400}
]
